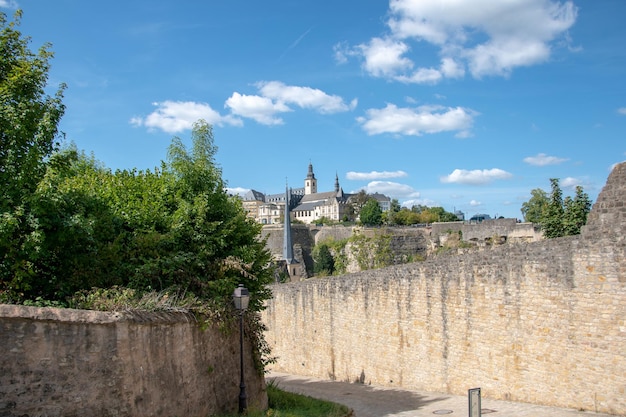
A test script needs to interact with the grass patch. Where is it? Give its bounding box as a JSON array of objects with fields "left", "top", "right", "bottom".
[{"left": 214, "top": 382, "right": 351, "bottom": 417}]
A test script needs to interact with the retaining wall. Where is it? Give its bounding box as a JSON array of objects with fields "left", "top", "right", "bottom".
[
  {"left": 263, "top": 162, "right": 626, "bottom": 415},
  {"left": 0, "top": 306, "right": 267, "bottom": 417}
]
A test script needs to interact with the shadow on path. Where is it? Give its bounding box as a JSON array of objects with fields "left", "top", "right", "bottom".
[{"left": 268, "top": 373, "right": 449, "bottom": 417}]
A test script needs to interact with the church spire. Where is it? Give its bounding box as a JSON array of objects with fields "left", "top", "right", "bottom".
[
  {"left": 335, "top": 172, "right": 339, "bottom": 193},
  {"left": 283, "top": 183, "right": 294, "bottom": 263}
]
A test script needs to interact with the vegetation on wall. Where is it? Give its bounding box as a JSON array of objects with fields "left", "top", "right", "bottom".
[{"left": 312, "top": 231, "right": 394, "bottom": 276}]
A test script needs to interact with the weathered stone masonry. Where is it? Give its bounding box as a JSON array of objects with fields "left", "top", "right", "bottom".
[
  {"left": 0, "top": 306, "right": 267, "bottom": 417},
  {"left": 263, "top": 162, "right": 626, "bottom": 415}
]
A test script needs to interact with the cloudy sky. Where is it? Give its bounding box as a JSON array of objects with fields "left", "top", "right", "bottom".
[{"left": 5, "top": 0, "right": 625, "bottom": 219}]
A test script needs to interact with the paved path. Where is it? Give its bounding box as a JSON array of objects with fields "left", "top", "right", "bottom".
[{"left": 267, "top": 373, "right": 618, "bottom": 417}]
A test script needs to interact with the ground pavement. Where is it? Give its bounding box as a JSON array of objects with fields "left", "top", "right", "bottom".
[{"left": 267, "top": 373, "right": 619, "bottom": 417}]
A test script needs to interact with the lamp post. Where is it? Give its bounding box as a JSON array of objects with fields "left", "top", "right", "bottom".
[{"left": 233, "top": 284, "right": 250, "bottom": 413}]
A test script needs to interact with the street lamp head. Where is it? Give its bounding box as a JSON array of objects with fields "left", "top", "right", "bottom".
[{"left": 233, "top": 284, "right": 250, "bottom": 311}]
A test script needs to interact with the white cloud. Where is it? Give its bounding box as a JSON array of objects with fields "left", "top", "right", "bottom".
[
  {"left": 226, "top": 187, "right": 249, "bottom": 197},
  {"left": 560, "top": 176, "right": 592, "bottom": 190},
  {"left": 134, "top": 81, "right": 354, "bottom": 132},
  {"left": 523, "top": 153, "right": 568, "bottom": 166},
  {"left": 358, "top": 37, "right": 413, "bottom": 77},
  {"left": 357, "top": 181, "right": 421, "bottom": 198},
  {"left": 396, "top": 67, "right": 442, "bottom": 84},
  {"left": 401, "top": 198, "right": 436, "bottom": 208},
  {"left": 440, "top": 168, "right": 513, "bottom": 185},
  {"left": 349, "top": 0, "right": 577, "bottom": 83},
  {"left": 130, "top": 100, "right": 241, "bottom": 133},
  {"left": 257, "top": 81, "right": 356, "bottom": 114},
  {"left": 469, "top": 199, "right": 482, "bottom": 207},
  {"left": 346, "top": 170, "right": 408, "bottom": 180},
  {"left": 224, "top": 92, "right": 291, "bottom": 126},
  {"left": 440, "top": 57, "right": 465, "bottom": 79},
  {"left": 617, "top": 107, "right": 626, "bottom": 115},
  {"left": 357, "top": 103, "right": 476, "bottom": 136}
]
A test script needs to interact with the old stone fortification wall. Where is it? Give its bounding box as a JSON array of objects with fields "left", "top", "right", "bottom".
[
  {"left": 0, "top": 306, "right": 267, "bottom": 417},
  {"left": 263, "top": 163, "right": 626, "bottom": 415},
  {"left": 430, "top": 219, "right": 542, "bottom": 245},
  {"left": 263, "top": 218, "right": 540, "bottom": 276}
]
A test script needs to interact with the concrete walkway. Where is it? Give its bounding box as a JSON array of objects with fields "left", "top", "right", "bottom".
[{"left": 267, "top": 373, "right": 618, "bottom": 417}]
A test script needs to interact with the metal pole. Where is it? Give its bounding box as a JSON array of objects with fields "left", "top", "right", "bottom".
[{"left": 238, "top": 311, "right": 247, "bottom": 413}]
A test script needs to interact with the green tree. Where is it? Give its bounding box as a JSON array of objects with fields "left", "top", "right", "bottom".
[
  {"left": 563, "top": 185, "right": 592, "bottom": 236},
  {"left": 0, "top": 10, "right": 65, "bottom": 210},
  {"left": 312, "top": 243, "right": 334, "bottom": 276},
  {"left": 521, "top": 188, "right": 548, "bottom": 223},
  {"left": 0, "top": 10, "right": 66, "bottom": 300},
  {"left": 521, "top": 179, "right": 593, "bottom": 239},
  {"left": 393, "top": 208, "right": 420, "bottom": 225},
  {"left": 542, "top": 178, "right": 565, "bottom": 238},
  {"left": 149, "top": 120, "right": 273, "bottom": 310},
  {"left": 427, "top": 207, "right": 459, "bottom": 223},
  {"left": 359, "top": 199, "right": 383, "bottom": 226}
]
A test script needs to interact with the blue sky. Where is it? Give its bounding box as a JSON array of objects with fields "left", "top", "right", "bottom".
[{"left": 4, "top": 0, "right": 625, "bottom": 219}]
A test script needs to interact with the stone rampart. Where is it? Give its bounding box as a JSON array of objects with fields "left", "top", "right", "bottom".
[
  {"left": 430, "top": 219, "right": 542, "bottom": 245},
  {"left": 0, "top": 306, "right": 266, "bottom": 417},
  {"left": 262, "top": 163, "right": 626, "bottom": 415}
]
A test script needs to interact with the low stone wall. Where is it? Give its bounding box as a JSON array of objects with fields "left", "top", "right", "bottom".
[
  {"left": 263, "top": 163, "right": 626, "bottom": 415},
  {"left": 0, "top": 305, "right": 267, "bottom": 417}
]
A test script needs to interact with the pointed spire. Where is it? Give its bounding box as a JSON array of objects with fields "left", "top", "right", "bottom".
[
  {"left": 307, "top": 162, "right": 315, "bottom": 180},
  {"left": 335, "top": 172, "right": 339, "bottom": 193},
  {"left": 283, "top": 182, "right": 294, "bottom": 263}
]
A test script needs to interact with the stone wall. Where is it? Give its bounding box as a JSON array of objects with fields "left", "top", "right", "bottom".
[
  {"left": 262, "top": 162, "right": 626, "bottom": 415},
  {"left": 0, "top": 306, "right": 267, "bottom": 417},
  {"left": 430, "top": 219, "right": 542, "bottom": 245}
]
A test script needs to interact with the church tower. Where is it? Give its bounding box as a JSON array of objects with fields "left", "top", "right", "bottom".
[{"left": 304, "top": 162, "right": 317, "bottom": 195}]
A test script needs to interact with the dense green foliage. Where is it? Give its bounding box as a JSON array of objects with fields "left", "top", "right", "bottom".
[
  {"left": 1, "top": 122, "right": 273, "bottom": 309},
  {"left": 312, "top": 243, "right": 334, "bottom": 276},
  {"left": 391, "top": 204, "right": 458, "bottom": 225},
  {"left": 521, "top": 188, "right": 549, "bottom": 223},
  {"left": 359, "top": 198, "right": 383, "bottom": 226},
  {"left": 521, "top": 178, "right": 592, "bottom": 238}
]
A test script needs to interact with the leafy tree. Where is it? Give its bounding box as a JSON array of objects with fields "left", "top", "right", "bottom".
[
  {"left": 359, "top": 199, "right": 383, "bottom": 226},
  {"left": 0, "top": 10, "right": 66, "bottom": 299},
  {"left": 136, "top": 120, "right": 273, "bottom": 310},
  {"left": 312, "top": 243, "right": 334, "bottom": 276},
  {"left": 394, "top": 208, "right": 421, "bottom": 225},
  {"left": 526, "top": 178, "right": 592, "bottom": 239},
  {"left": 521, "top": 188, "right": 548, "bottom": 223},
  {"left": 426, "top": 207, "right": 459, "bottom": 223},
  {"left": 0, "top": 10, "right": 65, "bottom": 210},
  {"left": 542, "top": 178, "right": 565, "bottom": 238},
  {"left": 563, "top": 185, "right": 592, "bottom": 236}
]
